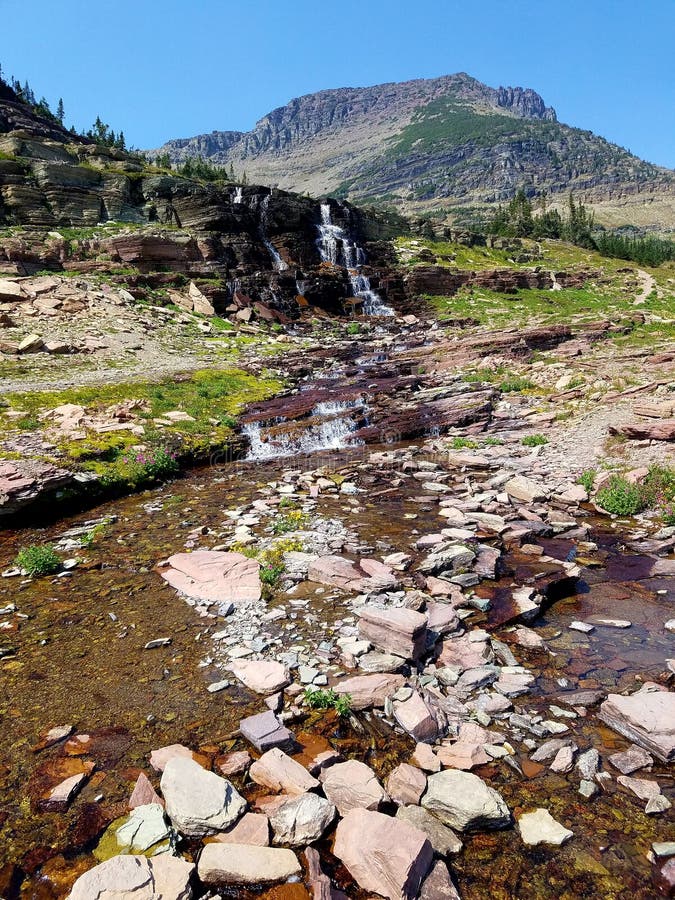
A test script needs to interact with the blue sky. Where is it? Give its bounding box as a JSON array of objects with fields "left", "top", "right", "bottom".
[{"left": 1, "top": 0, "right": 673, "bottom": 167}]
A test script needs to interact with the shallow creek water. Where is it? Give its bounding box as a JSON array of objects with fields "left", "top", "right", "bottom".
[{"left": 0, "top": 449, "right": 673, "bottom": 899}]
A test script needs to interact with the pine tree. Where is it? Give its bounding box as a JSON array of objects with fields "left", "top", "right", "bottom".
[{"left": 56, "top": 98, "right": 65, "bottom": 123}]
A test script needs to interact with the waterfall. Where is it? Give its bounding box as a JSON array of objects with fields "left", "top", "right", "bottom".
[
  {"left": 316, "top": 202, "right": 394, "bottom": 317},
  {"left": 259, "top": 195, "right": 288, "bottom": 272},
  {"left": 233, "top": 186, "right": 243, "bottom": 204},
  {"left": 243, "top": 397, "right": 368, "bottom": 460}
]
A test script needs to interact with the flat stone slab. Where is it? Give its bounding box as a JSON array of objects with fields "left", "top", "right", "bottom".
[
  {"left": 517, "top": 808, "right": 573, "bottom": 846},
  {"left": 321, "top": 759, "right": 387, "bottom": 816},
  {"left": 197, "top": 843, "right": 301, "bottom": 885},
  {"left": 239, "top": 710, "right": 295, "bottom": 753},
  {"left": 68, "top": 854, "right": 194, "bottom": 900},
  {"left": 308, "top": 555, "right": 397, "bottom": 593},
  {"left": 608, "top": 745, "right": 654, "bottom": 774},
  {"left": 333, "top": 808, "right": 433, "bottom": 900},
  {"left": 160, "top": 550, "right": 261, "bottom": 605},
  {"left": 229, "top": 659, "right": 290, "bottom": 694},
  {"left": 598, "top": 688, "right": 675, "bottom": 762},
  {"left": 333, "top": 673, "right": 405, "bottom": 710},
  {"left": 249, "top": 747, "right": 319, "bottom": 795}
]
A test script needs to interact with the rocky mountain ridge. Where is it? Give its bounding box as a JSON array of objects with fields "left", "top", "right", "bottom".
[{"left": 155, "top": 73, "right": 675, "bottom": 228}]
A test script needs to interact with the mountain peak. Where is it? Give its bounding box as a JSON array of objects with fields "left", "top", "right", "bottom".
[{"left": 153, "top": 73, "right": 672, "bottom": 226}]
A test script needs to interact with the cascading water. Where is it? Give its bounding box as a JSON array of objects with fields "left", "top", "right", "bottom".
[
  {"left": 316, "top": 202, "right": 394, "bottom": 316},
  {"left": 259, "top": 194, "right": 288, "bottom": 272},
  {"left": 233, "top": 186, "right": 244, "bottom": 204},
  {"left": 243, "top": 397, "right": 369, "bottom": 460}
]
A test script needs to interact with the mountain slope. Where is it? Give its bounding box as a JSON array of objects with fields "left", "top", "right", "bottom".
[{"left": 155, "top": 73, "right": 675, "bottom": 227}]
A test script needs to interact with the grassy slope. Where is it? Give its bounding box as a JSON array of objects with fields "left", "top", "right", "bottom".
[{"left": 395, "top": 235, "right": 675, "bottom": 338}]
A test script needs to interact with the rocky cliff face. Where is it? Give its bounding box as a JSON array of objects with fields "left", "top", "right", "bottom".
[
  {"left": 0, "top": 85, "right": 404, "bottom": 319},
  {"left": 154, "top": 73, "right": 675, "bottom": 226}
]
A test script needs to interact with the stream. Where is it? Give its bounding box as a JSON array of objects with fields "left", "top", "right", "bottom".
[{"left": 0, "top": 331, "right": 673, "bottom": 899}]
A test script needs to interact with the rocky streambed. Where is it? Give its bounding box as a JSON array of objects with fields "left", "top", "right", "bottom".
[{"left": 0, "top": 396, "right": 673, "bottom": 898}]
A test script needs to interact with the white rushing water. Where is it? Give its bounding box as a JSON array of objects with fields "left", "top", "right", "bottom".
[
  {"left": 233, "top": 186, "right": 244, "bottom": 204},
  {"left": 316, "top": 202, "right": 394, "bottom": 316},
  {"left": 243, "top": 398, "right": 368, "bottom": 460},
  {"left": 259, "top": 195, "right": 288, "bottom": 271}
]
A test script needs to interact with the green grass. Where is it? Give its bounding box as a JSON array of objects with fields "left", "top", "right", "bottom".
[
  {"left": 15, "top": 545, "right": 61, "bottom": 576},
  {"left": 1, "top": 368, "right": 283, "bottom": 486},
  {"left": 500, "top": 377, "right": 535, "bottom": 393}
]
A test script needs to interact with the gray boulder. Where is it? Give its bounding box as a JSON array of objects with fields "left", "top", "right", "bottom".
[{"left": 421, "top": 770, "right": 510, "bottom": 832}]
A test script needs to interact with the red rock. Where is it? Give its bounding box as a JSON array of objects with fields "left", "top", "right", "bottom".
[
  {"left": 386, "top": 763, "right": 427, "bottom": 805},
  {"left": 654, "top": 857, "right": 675, "bottom": 897},
  {"left": 333, "top": 808, "right": 433, "bottom": 900},
  {"left": 425, "top": 602, "right": 460, "bottom": 635},
  {"left": 411, "top": 743, "right": 442, "bottom": 773},
  {"left": 599, "top": 688, "right": 675, "bottom": 762},
  {"left": 308, "top": 556, "right": 397, "bottom": 592},
  {"left": 31, "top": 758, "right": 95, "bottom": 812},
  {"left": 419, "top": 860, "right": 462, "bottom": 900},
  {"left": 321, "top": 760, "right": 387, "bottom": 816},
  {"left": 358, "top": 606, "right": 428, "bottom": 660},
  {"left": 217, "top": 750, "right": 252, "bottom": 777},
  {"left": 32, "top": 724, "right": 74, "bottom": 753},
  {"left": 211, "top": 812, "right": 270, "bottom": 846},
  {"left": 438, "top": 633, "right": 493, "bottom": 670},
  {"left": 160, "top": 550, "right": 261, "bottom": 604},
  {"left": 230, "top": 659, "right": 290, "bottom": 694},
  {"left": 129, "top": 772, "right": 163, "bottom": 809},
  {"left": 435, "top": 743, "right": 490, "bottom": 770},
  {"left": 249, "top": 748, "right": 319, "bottom": 795},
  {"left": 149, "top": 744, "right": 204, "bottom": 773},
  {"left": 611, "top": 420, "right": 675, "bottom": 442},
  {"left": 425, "top": 578, "right": 466, "bottom": 604},
  {"left": 394, "top": 693, "right": 439, "bottom": 742},
  {"left": 333, "top": 673, "right": 405, "bottom": 710}
]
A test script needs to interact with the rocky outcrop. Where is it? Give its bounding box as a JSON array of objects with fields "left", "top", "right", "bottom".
[{"left": 404, "top": 265, "right": 593, "bottom": 298}]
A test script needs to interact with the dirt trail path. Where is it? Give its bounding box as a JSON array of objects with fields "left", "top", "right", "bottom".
[{"left": 635, "top": 268, "right": 656, "bottom": 304}]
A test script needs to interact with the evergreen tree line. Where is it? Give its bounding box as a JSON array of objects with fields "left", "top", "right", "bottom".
[
  {"left": 153, "top": 152, "right": 235, "bottom": 183},
  {"left": 485, "top": 189, "right": 675, "bottom": 267},
  {"left": 0, "top": 62, "right": 125, "bottom": 150}
]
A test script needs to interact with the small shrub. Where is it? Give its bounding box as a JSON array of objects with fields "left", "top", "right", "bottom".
[
  {"left": 272, "top": 509, "right": 309, "bottom": 535},
  {"left": 521, "top": 434, "right": 548, "bottom": 447},
  {"left": 500, "top": 377, "right": 534, "bottom": 393},
  {"left": 577, "top": 469, "right": 596, "bottom": 493},
  {"left": 596, "top": 476, "right": 644, "bottom": 516},
  {"left": 15, "top": 545, "right": 61, "bottom": 576},
  {"left": 450, "top": 437, "right": 478, "bottom": 450},
  {"left": 260, "top": 563, "right": 285, "bottom": 586},
  {"left": 346, "top": 322, "right": 361, "bottom": 335},
  {"left": 80, "top": 523, "right": 106, "bottom": 548},
  {"left": 120, "top": 447, "right": 179, "bottom": 484},
  {"left": 304, "top": 687, "right": 352, "bottom": 716},
  {"left": 16, "top": 415, "right": 41, "bottom": 431},
  {"left": 483, "top": 436, "right": 504, "bottom": 446}
]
